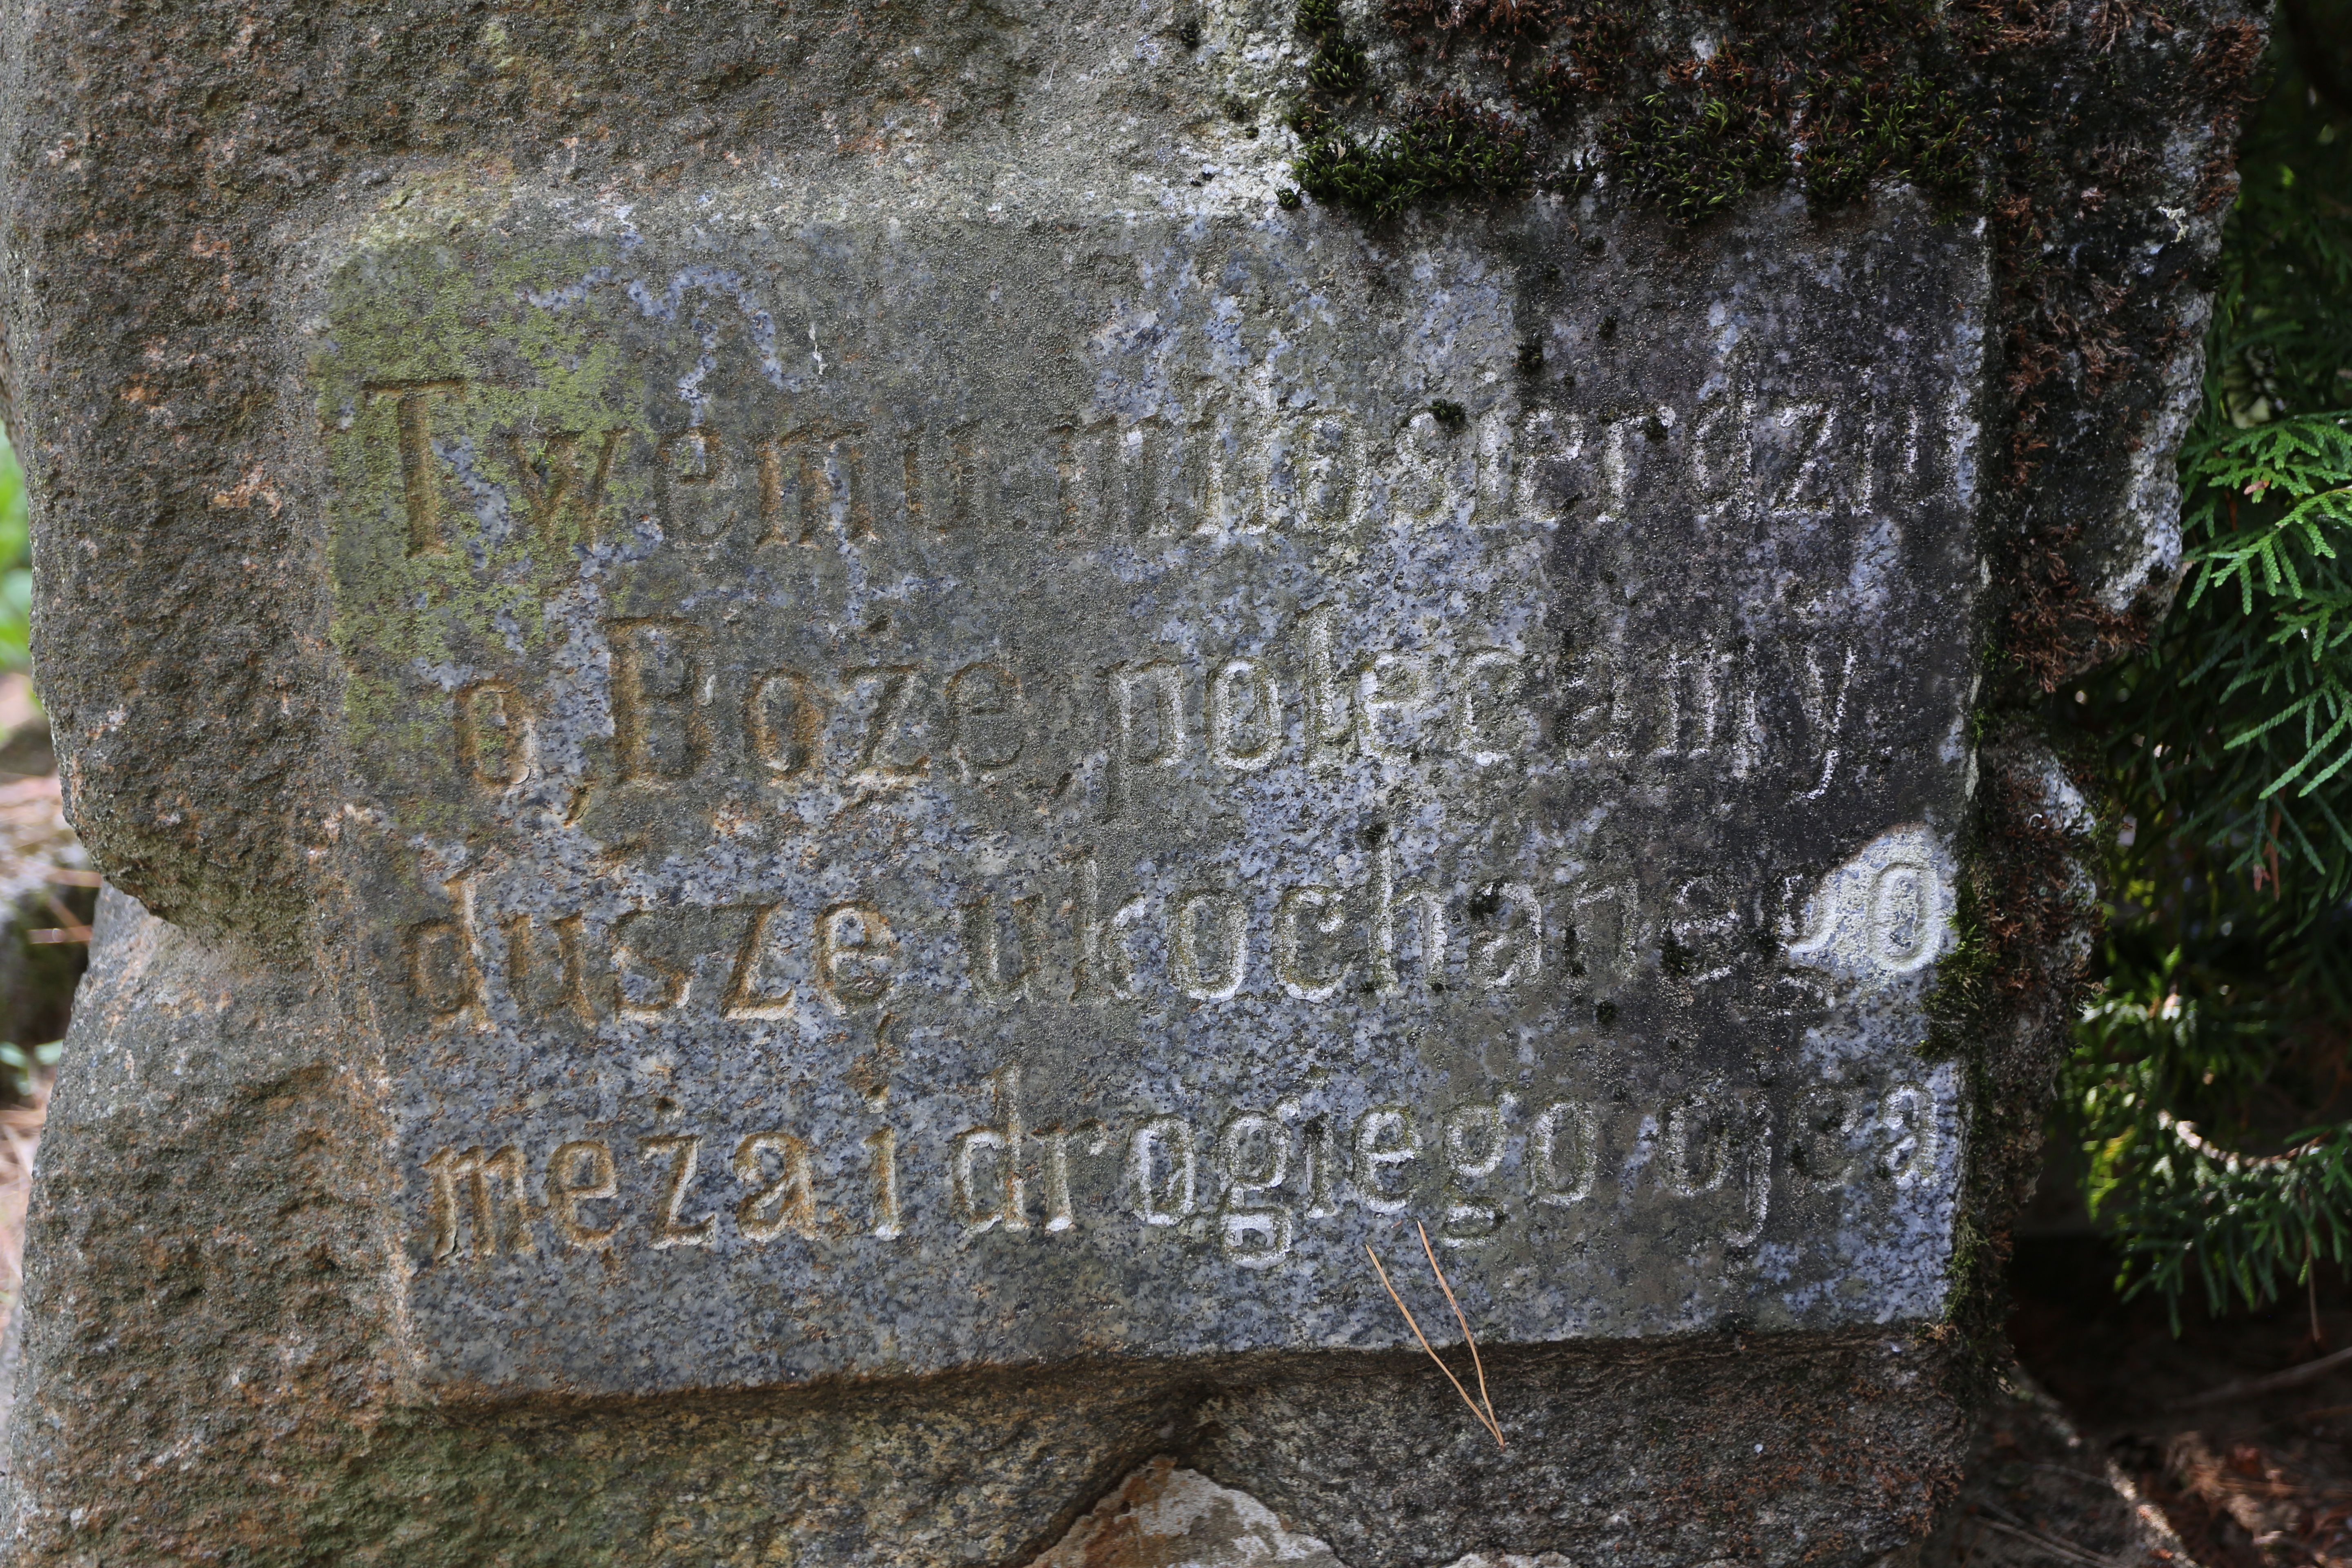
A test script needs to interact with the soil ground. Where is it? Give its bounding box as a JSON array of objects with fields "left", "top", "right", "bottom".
[{"left": 2003, "top": 1238, "right": 2352, "bottom": 1568}]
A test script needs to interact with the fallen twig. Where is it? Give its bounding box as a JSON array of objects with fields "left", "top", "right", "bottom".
[
  {"left": 2169, "top": 1344, "right": 2352, "bottom": 1410},
  {"left": 1969, "top": 1514, "right": 2126, "bottom": 1568},
  {"left": 1363, "top": 1231, "right": 1506, "bottom": 1451},
  {"left": 1415, "top": 1221, "right": 1498, "bottom": 1442}
]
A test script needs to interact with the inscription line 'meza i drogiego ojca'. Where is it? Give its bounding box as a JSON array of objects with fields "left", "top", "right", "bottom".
[{"left": 313, "top": 205, "right": 1985, "bottom": 1397}]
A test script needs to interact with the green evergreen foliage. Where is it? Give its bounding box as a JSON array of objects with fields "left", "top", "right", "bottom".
[
  {"left": 0, "top": 428, "right": 27, "bottom": 675},
  {"left": 0, "top": 1042, "right": 56, "bottom": 1101},
  {"left": 2065, "top": 11, "right": 2352, "bottom": 1323}
]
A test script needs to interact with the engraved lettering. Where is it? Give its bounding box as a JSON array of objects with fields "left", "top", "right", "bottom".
[
  {"left": 1664, "top": 1094, "right": 1732, "bottom": 1197},
  {"left": 770, "top": 429, "right": 872, "bottom": 544},
  {"left": 657, "top": 428, "right": 728, "bottom": 540},
  {"left": 1870, "top": 863, "right": 1934, "bottom": 972},
  {"left": 407, "top": 918, "right": 477, "bottom": 1017},
  {"left": 454, "top": 680, "right": 529, "bottom": 788},
  {"left": 944, "top": 662, "right": 1025, "bottom": 775},
  {"left": 1664, "top": 1092, "right": 1771, "bottom": 1247},
  {"left": 1440, "top": 1098, "right": 1512, "bottom": 1244},
  {"left": 1207, "top": 657, "right": 1280, "bottom": 770},
  {"left": 1274, "top": 885, "right": 1347, "bottom": 1001},
  {"left": 364, "top": 378, "right": 464, "bottom": 554},
  {"left": 642, "top": 1134, "right": 717, "bottom": 1249},
  {"left": 1172, "top": 889, "right": 1246, "bottom": 1002},
  {"left": 1558, "top": 644, "right": 1623, "bottom": 764},
  {"left": 756, "top": 435, "right": 787, "bottom": 537},
  {"left": 1880, "top": 1082, "right": 1937, "bottom": 1183},
  {"left": 897, "top": 435, "right": 926, "bottom": 532},
  {"left": 747, "top": 669, "right": 824, "bottom": 779},
  {"left": 815, "top": 901, "right": 896, "bottom": 1012},
  {"left": 610, "top": 618, "right": 708, "bottom": 781},
  {"left": 1052, "top": 424, "right": 1095, "bottom": 536},
  {"left": 951, "top": 1066, "right": 1029, "bottom": 1234},
  {"left": 1371, "top": 844, "right": 1446, "bottom": 994},
  {"left": 423, "top": 1145, "right": 535, "bottom": 1260},
  {"left": 1036, "top": 1120, "right": 1104, "bottom": 1234},
  {"left": 1764, "top": 401, "right": 1836, "bottom": 512},
  {"left": 1470, "top": 882, "right": 1542, "bottom": 989},
  {"left": 1392, "top": 408, "right": 1470, "bottom": 529},
  {"left": 1131, "top": 1114, "right": 1198, "bottom": 1226},
  {"left": 500, "top": 911, "right": 594, "bottom": 1023},
  {"left": 1301, "top": 606, "right": 1353, "bottom": 768},
  {"left": 1109, "top": 660, "right": 1184, "bottom": 813},
  {"left": 1792, "top": 641, "right": 1855, "bottom": 800},
  {"left": 548, "top": 1139, "right": 619, "bottom": 1248},
  {"left": 1531, "top": 1101, "right": 1598, "bottom": 1205},
  {"left": 503, "top": 427, "right": 624, "bottom": 543},
  {"left": 962, "top": 893, "right": 1042, "bottom": 1002},
  {"left": 1217, "top": 1110, "right": 1293, "bottom": 1266},
  {"left": 1454, "top": 650, "right": 1526, "bottom": 762},
  {"left": 1353, "top": 1106, "right": 1417, "bottom": 1214},
  {"left": 864, "top": 1125, "right": 904, "bottom": 1239},
  {"left": 721, "top": 902, "right": 796, "bottom": 1019},
  {"left": 1261, "top": 412, "right": 1363, "bottom": 534},
  {"left": 1786, "top": 1087, "right": 1857, "bottom": 1189},
  {"left": 1568, "top": 882, "right": 1639, "bottom": 985},
  {"left": 1298, "top": 1114, "right": 1343, "bottom": 1219},
  {"left": 944, "top": 425, "right": 990, "bottom": 532},
  {"left": 1356, "top": 652, "right": 1426, "bottom": 759},
  {"left": 1069, "top": 848, "right": 1142, "bottom": 1002},
  {"left": 845, "top": 666, "right": 929, "bottom": 783},
  {"left": 612, "top": 909, "right": 693, "bottom": 1018},
  {"left": 733, "top": 1131, "right": 819, "bottom": 1241}
]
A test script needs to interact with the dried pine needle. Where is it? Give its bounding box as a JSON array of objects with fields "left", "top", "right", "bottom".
[{"left": 1363, "top": 1235, "right": 1506, "bottom": 1451}]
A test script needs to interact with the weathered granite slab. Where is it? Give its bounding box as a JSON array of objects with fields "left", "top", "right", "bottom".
[
  {"left": 312, "top": 189, "right": 1982, "bottom": 1395},
  {"left": 0, "top": 0, "right": 2261, "bottom": 1559}
]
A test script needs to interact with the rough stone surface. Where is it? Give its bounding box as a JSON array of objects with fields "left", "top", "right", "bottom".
[
  {"left": 1035, "top": 1460, "right": 1347, "bottom": 1566},
  {"left": 0, "top": 0, "right": 2259, "bottom": 1561}
]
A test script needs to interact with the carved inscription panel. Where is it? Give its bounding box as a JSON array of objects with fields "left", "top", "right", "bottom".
[{"left": 312, "top": 188, "right": 1989, "bottom": 1396}]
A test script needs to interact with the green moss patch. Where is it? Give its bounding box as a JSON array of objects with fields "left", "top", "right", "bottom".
[
  {"left": 1278, "top": 0, "right": 1991, "bottom": 226},
  {"left": 1291, "top": 94, "right": 1535, "bottom": 218}
]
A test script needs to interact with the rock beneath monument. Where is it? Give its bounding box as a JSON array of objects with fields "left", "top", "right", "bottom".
[
  {"left": 1034, "top": 1459, "right": 1584, "bottom": 1568},
  {"left": 0, "top": 0, "right": 2260, "bottom": 1561},
  {"left": 1033, "top": 1459, "right": 1346, "bottom": 1568}
]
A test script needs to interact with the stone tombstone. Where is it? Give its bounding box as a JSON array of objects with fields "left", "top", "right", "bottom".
[
  {"left": 332, "top": 180, "right": 1978, "bottom": 1396},
  {"left": 0, "top": 0, "right": 2255, "bottom": 1563}
]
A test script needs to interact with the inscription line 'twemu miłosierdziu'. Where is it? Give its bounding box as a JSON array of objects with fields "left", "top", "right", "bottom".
[{"left": 354, "top": 372, "right": 1907, "bottom": 558}]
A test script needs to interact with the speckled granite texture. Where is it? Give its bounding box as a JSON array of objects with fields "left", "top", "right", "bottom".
[{"left": 0, "top": 0, "right": 2257, "bottom": 1561}]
